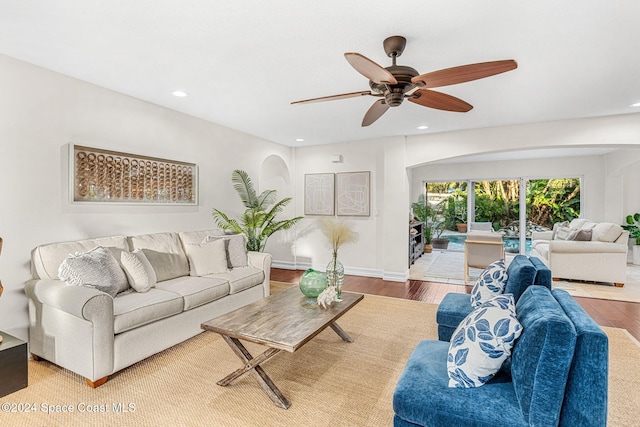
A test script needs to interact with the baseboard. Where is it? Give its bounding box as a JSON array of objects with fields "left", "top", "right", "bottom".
[{"left": 271, "top": 260, "right": 407, "bottom": 282}]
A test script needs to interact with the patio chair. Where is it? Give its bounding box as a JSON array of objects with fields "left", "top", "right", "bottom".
[
  {"left": 464, "top": 231, "right": 505, "bottom": 284},
  {"left": 468, "top": 222, "right": 494, "bottom": 232}
]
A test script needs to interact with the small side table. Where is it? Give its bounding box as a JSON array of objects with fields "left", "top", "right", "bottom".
[{"left": 0, "top": 332, "right": 28, "bottom": 397}]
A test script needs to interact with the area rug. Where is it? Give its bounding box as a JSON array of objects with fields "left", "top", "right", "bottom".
[
  {"left": 6, "top": 289, "right": 640, "bottom": 426},
  {"left": 411, "top": 251, "right": 640, "bottom": 303}
]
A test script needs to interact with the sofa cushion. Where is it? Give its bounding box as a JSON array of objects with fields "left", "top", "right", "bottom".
[
  {"left": 591, "top": 222, "right": 623, "bottom": 243},
  {"left": 203, "top": 234, "right": 248, "bottom": 268},
  {"left": 529, "top": 256, "right": 552, "bottom": 288},
  {"left": 183, "top": 239, "right": 229, "bottom": 276},
  {"left": 512, "top": 286, "right": 577, "bottom": 426},
  {"left": 58, "top": 246, "right": 130, "bottom": 298},
  {"left": 178, "top": 229, "right": 227, "bottom": 245},
  {"left": 569, "top": 218, "right": 594, "bottom": 230},
  {"left": 113, "top": 288, "right": 184, "bottom": 333},
  {"left": 120, "top": 249, "right": 157, "bottom": 293},
  {"left": 128, "top": 232, "right": 189, "bottom": 281},
  {"left": 470, "top": 260, "right": 507, "bottom": 307},
  {"left": 205, "top": 267, "right": 265, "bottom": 294},
  {"left": 447, "top": 295, "right": 522, "bottom": 388},
  {"left": 552, "top": 221, "right": 570, "bottom": 239},
  {"left": 503, "top": 255, "right": 537, "bottom": 302},
  {"left": 32, "top": 235, "right": 130, "bottom": 280},
  {"left": 155, "top": 276, "right": 230, "bottom": 310},
  {"left": 552, "top": 290, "right": 608, "bottom": 427},
  {"left": 393, "top": 340, "right": 528, "bottom": 427},
  {"left": 436, "top": 293, "right": 473, "bottom": 339}
]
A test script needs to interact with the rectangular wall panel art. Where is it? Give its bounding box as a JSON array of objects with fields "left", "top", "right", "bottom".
[
  {"left": 304, "top": 173, "right": 335, "bottom": 215},
  {"left": 71, "top": 144, "right": 198, "bottom": 204},
  {"left": 336, "top": 171, "right": 370, "bottom": 216}
]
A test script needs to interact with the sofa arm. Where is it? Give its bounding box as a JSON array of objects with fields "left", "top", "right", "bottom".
[
  {"left": 532, "top": 231, "right": 553, "bottom": 241},
  {"left": 24, "top": 279, "right": 115, "bottom": 382},
  {"left": 25, "top": 279, "right": 113, "bottom": 321},
  {"left": 548, "top": 240, "right": 628, "bottom": 254},
  {"left": 248, "top": 251, "right": 273, "bottom": 296}
]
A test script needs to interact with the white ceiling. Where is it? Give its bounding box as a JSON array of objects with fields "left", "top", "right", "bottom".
[{"left": 1, "top": 1, "right": 639, "bottom": 148}]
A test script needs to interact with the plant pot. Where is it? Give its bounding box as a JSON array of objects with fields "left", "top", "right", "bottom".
[
  {"left": 431, "top": 238, "right": 450, "bottom": 250},
  {"left": 457, "top": 223, "right": 467, "bottom": 233},
  {"left": 633, "top": 245, "right": 640, "bottom": 266},
  {"left": 424, "top": 243, "right": 432, "bottom": 253}
]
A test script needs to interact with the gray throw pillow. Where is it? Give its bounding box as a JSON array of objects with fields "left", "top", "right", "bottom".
[
  {"left": 571, "top": 229, "right": 592, "bottom": 241},
  {"left": 58, "top": 246, "right": 129, "bottom": 297},
  {"left": 202, "top": 234, "right": 248, "bottom": 269}
]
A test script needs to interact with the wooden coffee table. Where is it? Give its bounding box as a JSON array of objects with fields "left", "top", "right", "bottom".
[{"left": 201, "top": 286, "right": 364, "bottom": 409}]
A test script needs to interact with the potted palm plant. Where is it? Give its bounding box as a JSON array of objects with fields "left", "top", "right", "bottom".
[
  {"left": 623, "top": 213, "right": 640, "bottom": 265},
  {"left": 212, "top": 169, "right": 303, "bottom": 252},
  {"left": 412, "top": 194, "right": 433, "bottom": 252}
]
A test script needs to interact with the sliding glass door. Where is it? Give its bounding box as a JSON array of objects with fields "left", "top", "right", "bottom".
[{"left": 423, "top": 177, "right": 582, "bottom": 254}]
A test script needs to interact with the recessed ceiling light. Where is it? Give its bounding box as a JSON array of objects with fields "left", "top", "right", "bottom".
[
  {"left": 172, "top": 90, "right": 188, "bottom": 97},
  {"left": 295, "top": 138, "right": 305, "bottom": 142},
  {"left": 416, "top": 125, "right": 429, "bottom": 130},
  {"left": 631, "top": 102, "right": 640, "bottom": 107}
]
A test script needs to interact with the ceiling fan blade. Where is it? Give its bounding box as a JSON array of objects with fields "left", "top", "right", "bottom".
[
  {"left": 412, "top": 60, "right": 517, "bottom": 88},
  {"left": 345, "top": 52, "right": 398, "bottom": 85},
  {"left": 291, "top": 90, "right": 373, "bottom": 105},
  {"left": 362, "top": 99, "right": 390, "bottom": 127},
  {"left": 408, "top": 89, "right": 473, "bottom": 112}
]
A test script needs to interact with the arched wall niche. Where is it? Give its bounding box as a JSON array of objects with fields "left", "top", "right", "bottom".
[{"left": 259, "top": 154, "right": 291, "bottom": 196}]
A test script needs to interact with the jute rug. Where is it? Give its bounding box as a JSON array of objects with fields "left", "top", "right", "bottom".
[
  {"left": 411, "top": 251, "right": 640, "bottom": 303},
  {"left": 6, "top": 282, "right": 640, "bottom": 426}
]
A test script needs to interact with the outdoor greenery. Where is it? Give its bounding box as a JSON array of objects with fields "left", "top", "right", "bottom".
[
  {"left": 212, "top": 169, "right": 303, "bottom": 252},
  {"left": 420, "top": 178, "right": 581, "bottom": 232},
  {"left": 623, "top": 213, "right": 640, "bottom": 245}
]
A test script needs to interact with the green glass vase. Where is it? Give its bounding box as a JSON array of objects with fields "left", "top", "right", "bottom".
[{"left": 299, "top": 268, "right": 328, "bottom": 298}]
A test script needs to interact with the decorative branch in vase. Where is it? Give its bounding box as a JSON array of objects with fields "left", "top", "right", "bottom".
[{"left": 318, "top": 217, "right": 358, "bottom": 298}]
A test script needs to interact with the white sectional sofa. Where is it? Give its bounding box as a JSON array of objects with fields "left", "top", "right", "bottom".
[
  {"left": 24, "top": 229, "right": 272, "bottom": 387},
  {"left": 531, "top": 218, "right": 629, "bottom": 286}
]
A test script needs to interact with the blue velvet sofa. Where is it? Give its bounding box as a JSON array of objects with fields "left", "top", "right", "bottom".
[
  {"left": 393, "top": 286, "right": 608, "bottom": 427},
  {"left": 436, "top": 255, "right": 551, "bottom": 341}
]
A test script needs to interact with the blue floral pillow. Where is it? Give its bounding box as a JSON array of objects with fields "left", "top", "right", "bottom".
[
  {"left": 447, "top": 294, "right": 522, "bottom": 388},
  {"left": 470, "top": 259, "right": 508, "bottom": 308}
]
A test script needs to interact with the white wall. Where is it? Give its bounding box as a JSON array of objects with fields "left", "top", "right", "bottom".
[{"left": 0, "top": 55, "right": 293, "bottom": 340}]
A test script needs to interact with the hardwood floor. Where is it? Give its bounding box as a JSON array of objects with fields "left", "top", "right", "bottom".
[{"left": 270, "top": 268, "right": 640, "bottom": 341}]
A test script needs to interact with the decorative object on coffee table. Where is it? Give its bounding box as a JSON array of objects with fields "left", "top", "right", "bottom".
[
  {"left": 298, "top": 268, "right": 328, "bottom": 298},
  {"left": 318, "top": 217, "right": 358, "bottom": 298},
  {"left": 317, "top": 285, "right": 341, "bottom": 309}
]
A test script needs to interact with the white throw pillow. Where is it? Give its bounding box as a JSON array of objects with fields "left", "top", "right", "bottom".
[
  {"left": 184, "top": 239, "right": 229, "bottom": 276},
  {"left": 121, "top": 249, "right": 157, "bottom": 292},
  {"left": 470, "top": 260, "right": 508, "bottom": 308},
  {"left": 202, "top": 234, "right": 248, "bottom": 268},
  {"left": 447, "top": 294, "right": 522, "bottom": 388},
  {"left": 58, "top": 246, "right": 129, "bottom": 298}
]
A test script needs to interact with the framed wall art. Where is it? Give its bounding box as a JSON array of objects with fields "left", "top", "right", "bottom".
[
  {"left": 304, "top": 173, "right": 335, "bottom": 215},
  {"left": 336, "top": 171, "right": 370, "bottom": 216},
  {"left": 70, "top": 144, "right": 198, "bottom": 204}
]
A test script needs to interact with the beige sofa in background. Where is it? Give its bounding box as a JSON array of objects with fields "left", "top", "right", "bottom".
[
  {"left": 25, "top": 229, "right": 271, "bottom": 387},
  {"left": 531, "top": 218, "right": 629, "bottom": 286}
]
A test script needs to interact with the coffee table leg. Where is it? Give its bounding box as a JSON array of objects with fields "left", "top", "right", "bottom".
[
  {"left": 330, "top": 321, "right": 353, "bottom": 342},
  {"left": 217, "top": 335, "right": 291, "bottom": 409}
]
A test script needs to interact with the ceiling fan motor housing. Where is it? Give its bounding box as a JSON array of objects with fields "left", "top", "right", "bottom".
[{"left": 369, "top": 64, "right": 419, "bottom": 107}]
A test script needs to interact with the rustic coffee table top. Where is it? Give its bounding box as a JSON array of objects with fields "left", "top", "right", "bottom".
[{"left": 201, "top": 286, "right": 364, "bottom": 353}]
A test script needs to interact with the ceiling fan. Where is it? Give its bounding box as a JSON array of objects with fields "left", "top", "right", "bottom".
[{"left": 292, "top": 36, "right": 517, "bottom": 127}]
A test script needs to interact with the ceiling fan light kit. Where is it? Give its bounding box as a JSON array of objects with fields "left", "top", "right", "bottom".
[{"left": 292, "top": 35, "right": 517, "bottom": 127}]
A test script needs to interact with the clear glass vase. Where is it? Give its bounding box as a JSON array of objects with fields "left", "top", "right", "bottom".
[{"left": 326, "top": 257, "right": 345, "bottom": 298}]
